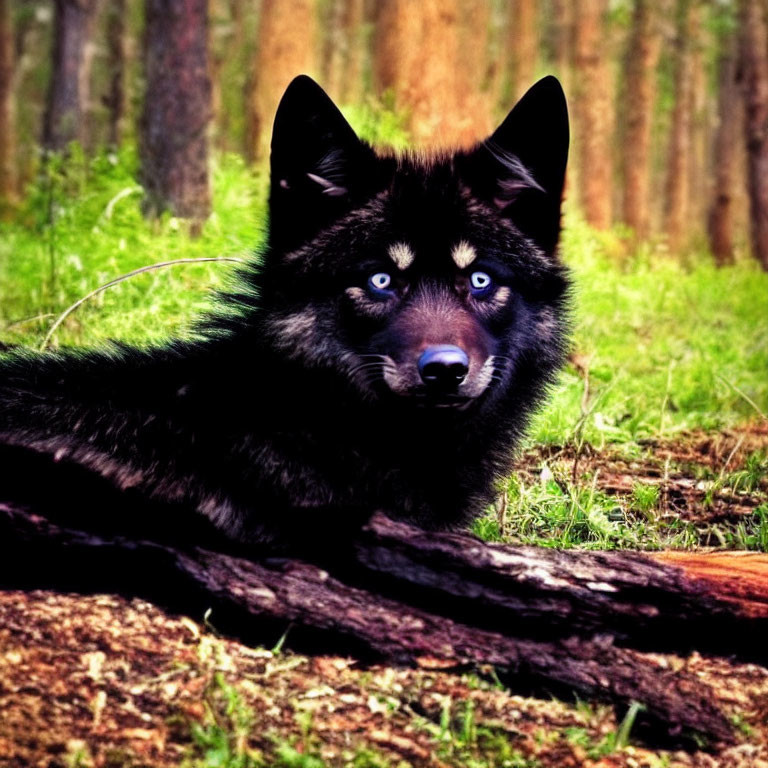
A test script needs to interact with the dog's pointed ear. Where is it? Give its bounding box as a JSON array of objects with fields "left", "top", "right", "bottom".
[
  {"left": 269, "top": 75, "right": 376, "bottom": 251},
  {"left": 462, "top": 76, "right": 569, "bottom": 255}
]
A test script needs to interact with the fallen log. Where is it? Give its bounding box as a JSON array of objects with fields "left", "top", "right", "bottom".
[
  {"left": 2, "top": 499, "right": 768, "bottom": 746},
  {"left": 353, "top": 513, "right": 768, "bottom": 661}
]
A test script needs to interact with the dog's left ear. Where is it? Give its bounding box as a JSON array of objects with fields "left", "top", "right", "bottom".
[
  {"left": 461, "top": 76, "right": 569, "bottom": 255},
  {"left": 269, "top": 75, "right": 377, "bottom": 252}
]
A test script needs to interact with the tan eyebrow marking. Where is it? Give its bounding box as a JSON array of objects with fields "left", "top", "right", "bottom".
[
  {"left": 388, "top": 242, "right": 414, "bottom": 270},
  {"left": 452, "top": 240, "right": 477, "bottom": 269}
]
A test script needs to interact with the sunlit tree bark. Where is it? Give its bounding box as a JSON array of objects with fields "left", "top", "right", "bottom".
[
  {"left": 0, "top": 0, "right": 16, "bottom": 202},
  {"left": 621, "top": 0, "right": 660, "bottom": 240},
  {"left": 458, "top": 0, "right": 493, "bottom": 139},
  {"left": 140, "top": 0, "right": 212, "bottom": 224},
  {"left": 320, "top": 0, "right": 364, "bottom": 106},
  {"left": 245, "top": 0, "right": 317, "bottom": 162},
  {"left": 374, "top": 0, "right": 491, "bottom": 147},
  {"left": 508, "top": 0, "right": 537, "bottom": 101},
  {"left": 338, "top": 0, "right": 364, "bottom": 105},
  {"left": 663, "top": 0, "right": 698, "bottom": 253},
  {"left": 43, "top": 0, "right": 99, "bottom": 152},
  {"left": 572, "top": 0, "right": 614, "bottom": 229},
  {"left": 548, "top": 0, "right": 572, "bottom": 94},
  {"left": 739, "top": 0, "right": 768, "bottom": 271},
  {"left": 708, "top": 31, "right": 741, "bottom": 266},
  {"left": 688, "top": 16, "right": 709, "bottom": 238}
]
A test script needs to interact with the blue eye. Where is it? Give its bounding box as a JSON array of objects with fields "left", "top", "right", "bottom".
[
  {"left": 469, "top": 271, "right": 493, "bottom": 295},
  {"left": 368, "top": 272, "right": 393, "bottom": 295}
]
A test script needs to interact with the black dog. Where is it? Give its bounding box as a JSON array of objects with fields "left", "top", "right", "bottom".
[{"left": 0, "top": 76, "right": 569, "bottom": 546}]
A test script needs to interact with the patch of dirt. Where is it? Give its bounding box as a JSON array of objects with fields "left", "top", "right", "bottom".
[
  {"left": 517, "top": 423, "right": 768, "bottom": 531},
  {"left": 0, "top": 591, "right": 767, "bottom": 767}
]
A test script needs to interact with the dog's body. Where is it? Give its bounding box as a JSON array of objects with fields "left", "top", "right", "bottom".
[{"left": 0, "top": 76, "right": 570, "bottom": 546}]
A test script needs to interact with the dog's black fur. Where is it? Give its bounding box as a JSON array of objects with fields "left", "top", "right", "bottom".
[{"left": 0, "top": 76, "right": 570, "bottom": 547}]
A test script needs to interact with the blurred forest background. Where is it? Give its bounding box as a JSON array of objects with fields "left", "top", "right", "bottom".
[{"left": 1, "top": 0, "right": 768, "bottom": 264}]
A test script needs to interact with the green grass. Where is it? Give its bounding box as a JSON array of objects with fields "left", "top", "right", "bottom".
[
  {"left": 530, "top": 218, "right": 768, "bottom": 446},
  {"left": 0, "top": 145, "right": 263, "bottom": 348}
]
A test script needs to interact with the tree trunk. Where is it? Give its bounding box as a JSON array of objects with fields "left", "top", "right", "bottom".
[
  {"left": 338, "top": 0, "right": 364, "bottom": 105},
  {"left": 708, "top": 32, "right": 741, "bottom": 266},
  {"left": 507, "top": 0, "right": 537, "bottom": 102},
  {"left": 0, "top": 0, "right": 15, "bottom": 203},
  {"left": 320, "top": 0, "right": 346, "bottom": 102},
  {"left": 140, "top": 0, "right": 212, "bottom": 224},
  {"left": 374, "top": 0, "right": 490, "bottom": 147},
  {"left": 245, "top": 0, "right": 317, "bottom": 163},
  {"left": 621, "top": 0, "right": 660, "bottom": 240},
  {"left": 374, "top": 0, "right": 458, "bottom": 147},
  {"left": 42, "top": 0, "right": 98, "bottom": 152},
  {"left": 663, "top": 0, "right": 698, "bottom": 254},
  {"left": 208, "top": 0, "right": 226, "bottom": 150},
  {"left": 457, "top": 0, "right": 493, "bottom": 140},
  {"left": 104, "top": 0, "right": 127, "bottom": 148},
  {"left": 548, "top": 0, "right": 572, "bottom": 95},
  {"left": 572, "top": 0, "right": 614, "bottom": 229},
  {"left": 688, "top": 18, "right": 709, "bottom": 242},
  {"left": 739, "top": 0, "right": 768, "bottom": 271}
]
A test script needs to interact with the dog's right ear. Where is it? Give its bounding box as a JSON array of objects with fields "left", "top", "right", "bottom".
[{"left": 269, "top": 75, "right": 377, "bottom": 252}]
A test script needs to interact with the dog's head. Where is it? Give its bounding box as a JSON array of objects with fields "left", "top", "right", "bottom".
[{"left": 258, "top": 76, "right": 570, "bottom": 412}]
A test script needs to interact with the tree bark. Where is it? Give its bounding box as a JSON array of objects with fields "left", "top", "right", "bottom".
[
  {"left": 663, "top": 0, "right": 698, "bottom": 254},
  {"left": 507, "top": 0, "right": 537, "bottom": 102},
  {"left": 245, "top": 0, "right": 317, "bottom": 163},
  {"left": 42, "top": 0, "right": 98, "bottom": 152},
  {"left": 708, "top": 32, "right": 741, "bottom": 266},
  {"left": 140, "top": 0, "right": 212, "bottom": 224},
  {"left": 548, "top": 0, "right": 572, "bottom": 95},
  {"left": 572, "top": 0, "right": 614, "bottom": 230},
  {"left": 0, "top": 0, "right": 15, "bottom": 204},
  {"left": 338, "top": 0, "right": 364, "bottom": 105},
  {"left": 374, "top": 0, "right": 490, "bottom": 147},
  {"left": 3, "top": 487, "right": 768, "bottom": 746},
  {"left": 739, "top": 0, "right": 768, "bottom": 271},
  {"left": 104, "top": 0, "right": 127, "bottom": 148},
  {"left": 621, "top": 0, "right": 660, "bottom": 240}
]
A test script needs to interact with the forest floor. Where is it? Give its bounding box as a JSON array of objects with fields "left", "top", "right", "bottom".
[
  {"left": 482, "top": 423, "right": 768, "bottom": 553},
  {"left": 0, "top": 426, "right": 766, "bottom": 768}
]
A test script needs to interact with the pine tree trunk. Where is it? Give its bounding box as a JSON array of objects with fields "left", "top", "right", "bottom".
[
  {"left": 104, "top": 0, "right": 127, "bottom": 148},
  {"left": 739, "top": 0, "right": 768, "bottom": 271},
  {"left": 320, "top": 0, "right": 345, "bottom": 101},
  {"left": 245, "top": 0, "right": 317, "bottom": 163},
  {"left": 708, "top": 33, "right": 741, "bottom": 267},
  {"left": 208, "top": 0, "right": 225, "bottom": 150},
  {"left": 548, "top": 0, "right": 572, "bottom": 95},
  {"left": 508, "top": 0, "right": 537, "bottom": 102},
  {"left": 663, "top": 0, "right": 698, "bottom": 254},
  {"left": 457, "top": 0, "right": 492, "bottom": 140},
  {"left": 374, "top": 0, "right": 459, "bottom": 147},
  {"left": 0, "top": 0, "right": 16, "bottom": 203},
  {"left": 621, "top": 0, "right": 660, "bottom": 240},
  {"left": 375, "top": 0, "right": 491, "bottom": 147},
  {"left": 338, "top": 0, "right": 364, "bottom": 105},
  {"left": 140, "top": 0, "right": 212, "bottom": 224},
  {"left": 572, "top": 0, "right": 613, "bottom": 229},
  {"left": 42, "top": 0, "right": 98, "bottom": 152},
  {"left": 688, "top": 20, "right": 709, "bottom": 241}
]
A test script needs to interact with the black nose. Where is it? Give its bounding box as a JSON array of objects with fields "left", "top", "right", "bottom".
[{"left": 418, "top": 345, "right": 469, "bottom": 389}]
